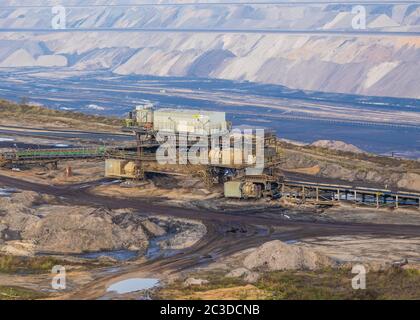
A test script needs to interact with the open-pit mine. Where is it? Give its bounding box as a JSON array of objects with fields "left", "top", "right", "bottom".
[{"left": 0, "top": 99, "right": 420, "bottom": 300}]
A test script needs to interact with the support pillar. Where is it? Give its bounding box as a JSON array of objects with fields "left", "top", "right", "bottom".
[
  {"left": 135, "top": 132, "right": 146, "bottom": 180},
  {"left": 302, "top": 186, "right": 306, "bottom": 203}
]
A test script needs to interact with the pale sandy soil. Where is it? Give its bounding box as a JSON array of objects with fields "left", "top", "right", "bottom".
[
  {"left": 297, "top": 236, "right": 420, "bottom": 266},
  {"left": 90, "top": 181, "right": 287, "bottom": 212},
  {"left": 203, "top": 235, "right": 420, "bottom": 276},
  {"left": 0, "top": 159, "right": 104, "bottom": 185},
  {"left": 0, "top": 135, "right": 71, "bottom": 148},
  {"left": 0, "top": 118, "right": 120, "bottom": 133},
  {"left": 323, "top": 204, "right": 420, "bottom": 225},
  {"left": 261, "top": 199, "right": 420, "bottom": 226},
  {"left": 0, "top": 269, "right": 94, "bottom": 296},
  {"left": 91, "top": 183, "right": 218, "bottom": 202},
  {"left": 161, "top": 284, "right": 270, "bottom": 300}
]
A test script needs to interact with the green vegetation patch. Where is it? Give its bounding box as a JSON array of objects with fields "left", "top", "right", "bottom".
[
  {"left": 0, "top": 254, "right": 114, "bottom": 275},
  {"left": 157, "top": 268, "right": 420, "bottom": 300},
  {"left": 0, "top": 286, "right": 47, "bottom": 300},
  {"left": 0, "top": 99, "right": 122, "bottom": 127},
  {"left": 0, "top": 255, "right": 66, "bottom": 274}
]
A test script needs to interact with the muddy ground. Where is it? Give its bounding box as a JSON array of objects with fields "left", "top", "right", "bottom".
[
  {"left": 1, "top": 164, "right": 420, "bottom": 299},
  {"left": 0, "top": 124, "right": 420, "bottom": 299}
]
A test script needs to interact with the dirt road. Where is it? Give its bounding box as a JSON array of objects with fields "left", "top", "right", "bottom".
[{"left": 1, "top": 173, "right": 420, "bottom": 299}]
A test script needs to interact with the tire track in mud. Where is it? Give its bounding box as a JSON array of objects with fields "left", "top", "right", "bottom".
[{"left": 1, "top": 174, "right": 420, "bottom": 299}]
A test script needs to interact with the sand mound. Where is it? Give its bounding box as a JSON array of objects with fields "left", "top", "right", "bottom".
[
  {"left": 311, "top": 140, "right": 364, "bottom": 154},
  {"left": 243, "top": 240, "right": 334, "bottom": 271},
  {"left": 0, "top": 192, "right": 162, "bottom": 255}
]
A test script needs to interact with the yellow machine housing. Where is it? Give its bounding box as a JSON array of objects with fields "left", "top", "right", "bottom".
[{"left": 105, "top": 159, "right": 138, "bottom": 179}]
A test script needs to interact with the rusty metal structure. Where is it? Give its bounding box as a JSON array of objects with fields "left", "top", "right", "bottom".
[
  {"left": 224, "top": 175, "right": 282, "bottom": 199},
  {"left": 117, "top": 105, "right": 281, "bottom": 185},
  {"left": 280, "top": 180, "right": 420, "bottom": 210},
  {"left": 0, "top": 147, "right": 107, "bottom": 168},
  {"left": 2, "top": 103, "right": 418, "bottom": 210}
]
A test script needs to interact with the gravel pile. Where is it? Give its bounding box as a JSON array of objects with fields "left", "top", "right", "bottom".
[
  {"left": 244, "top": 240, "right": 335, "bottom": 271},
  {"left": 0, "top": 191, "right": 163, "bottom": 255}
]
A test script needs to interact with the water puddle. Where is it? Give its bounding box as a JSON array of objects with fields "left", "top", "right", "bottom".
[
  {"left": 100, "top": 180, "right": 122, "bottom": 186},
  {"left": 146, "top": 234, "right": 181, "bottom": 260},
  {"left": 107, "top": 278, "right": 159, "bottom": 294},
  {"left": 0, "top": 138, "right": 15, "bottom": 142},
  {"left": 285, "top": 240, "right": 299, "bottom": 245},
  {"left": 0, "top": 187, "right": 18, "bottom": 197},
  {"left": 76, "top": 249, "right": 139, "bottom": 261},
  {"left": 53, "top": 143, "right": 70, "bottom": 148}
]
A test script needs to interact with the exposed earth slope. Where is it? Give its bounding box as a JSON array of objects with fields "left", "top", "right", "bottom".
[{"left": 0, "top": 1, "right": 419, "bottom": 98}]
